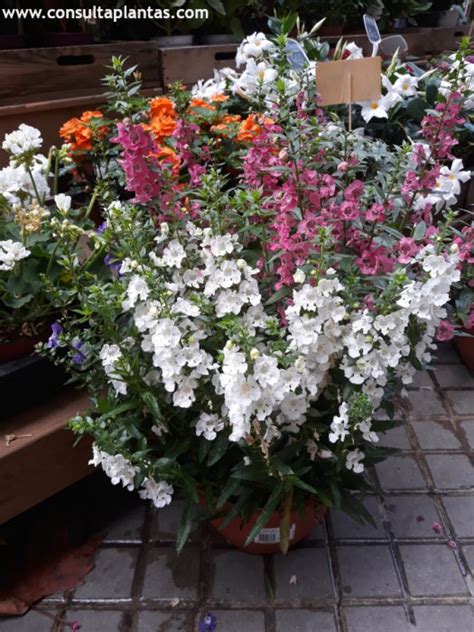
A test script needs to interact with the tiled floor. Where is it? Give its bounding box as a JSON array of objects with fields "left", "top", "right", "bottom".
[{"left": 0, "top": 344, "right": 473, "bottom": 631}]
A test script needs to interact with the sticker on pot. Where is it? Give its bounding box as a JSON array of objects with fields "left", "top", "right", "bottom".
[{"left": 254, "top": 524, "right": 296, "bottom": 544}]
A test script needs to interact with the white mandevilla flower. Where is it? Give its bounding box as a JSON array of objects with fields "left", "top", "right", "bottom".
[{"left": 0, "top": 239, "right": 31, "bottom": 271}]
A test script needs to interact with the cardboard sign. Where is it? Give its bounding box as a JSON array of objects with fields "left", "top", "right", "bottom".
[{"left": 316, "top": 57, "right": 382, "bottom": 106}]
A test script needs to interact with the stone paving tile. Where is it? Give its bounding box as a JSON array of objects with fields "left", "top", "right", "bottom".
[
  {"left": 62, "top": 610, "right": 124, "bottom": 631},
  {"left": 149, "top": 500, "right": 199, "bottom": 543},
  {"left": 399, "top": 544, "right": 469, "bottom": 596},
  {"left": 407, "top": 390, "right": 447, "bottom": 419},
  {"left": 274, "top": 548, "right": 333, "bottom": 601},
  {"left": 433, "top": 365, "right": 474, "bottom": 388},
  {"left": 459, "top": 420, "right": 474, "bottom": 448},
  {"left": 344, "top": 606, "right": 409, "bottom": 632},
  {"left": 275, "top": 609, "right": 336, "bottom": 631},
  {"left": 0, "top": 611, "right": 56, "bottom": 631},
  {"left": 462, "top": 544, "right": 474, "bottom": 572},
  {"left": 385, "top": 495, "right": 441, "bottom": 539},
  {"left": 73, "top": 548, "right": 138, "bottom": 600},
  {"left": 375, "top": 456, "right": 426, "bottom": 490},
  {"left": 102, "top": 501, "right": 145, "bottom": 543},
  {"left": 330, "top": 496, "right": 385, "bottom": 539},
  {"left": 203, "top": 610, "right": 265, "bottom": 631},
  {"left": 211, "top": 551, "right": 265, "bottom": 603},
  {"left": 411, "top": 421, "right": 461, "bottom": 449},
  {"left": 137, "top": 610, "right": 191, "bottom": 631},
  {"left": 425, "top": 454, "right": 473, "bottom": 489},
  {"left": 142, "top": 547, "right": 200, "bottom": 601},
  {"left": 411, "top": 370, "right": 434, "bottom": 389},
  {"left": 446, "top": 390, "right": 474, "bottom": 416},
  {"left": 411, "top": 605, "right": 474, "bottom": 632},
  {"left": 377, "top": 425, "right": 411, "bottom": 450},
  {"left": 337, "top": 545, "right": 401, "bottom": 597},
  {"left": 442, "top": 496, "right": 474, "bottom": 537}
]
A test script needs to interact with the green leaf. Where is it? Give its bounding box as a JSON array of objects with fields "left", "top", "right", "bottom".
[
  {"left": 216, "top": 478, "right": 240, "bottom": 509},
  {"left": 207, "top": 430, "right": 229, "bottom": 467},
  {"left": 406, "top": 97, "right": 428, "bottom": 123},
  {"left": 207, "top": 0, "right": 226, "bottom": 14},
  {"left": 219, "top": 488, "right": 251, "bottom": 529},
  {"left": 330, "top": 480, "right": 342, "bottom": 510},
  {"left": 244, "top": 482, "right": 284, "bottom": 547},
  {"left": 198, "top": 438, "right": 212, "bottom": 464},
  {"left": 141, "top": 391, "right": 162, "bottom": 420},
  {"left": 176, "top": 500, "right": 195, "bottom": 554},
  {"left": 425, "top": 82, "right": 438, "bottom": 106},
  {"left": 413, "top": 220, "right": 426, "bottom": 241}
]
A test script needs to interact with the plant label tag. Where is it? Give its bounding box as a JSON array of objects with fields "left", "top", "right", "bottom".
[
  {"left": 363, "top": 14, "right": 381, "bottom": 44},
  {"left": 285, "top": 39, "right": 310, "bottom": 71},
  {"left": 316, "top": 57, "right": 382, "bottom": 106},
  {"left": 254, "top": 524, "right": 296, "bottom": 544}
]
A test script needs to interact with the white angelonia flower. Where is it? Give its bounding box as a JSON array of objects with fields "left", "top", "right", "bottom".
[
  {"left": 99, "top": 343, "right": 128, "bottom": 395},
  {"left": 139, "top": 478, "right": 173, "bottom": 508},
  {"left": 357, "top": 419, "right": 379, "bottom": 443},
  {"left": 158, "top": 239, "right": 187, "bottom": 268},
  {"left": 123, "top": 274, "right": 149, "bottom": 310},
  {"left": 54, "top": 193, "right": 72, "bottom": 213},
  {"left": 0, "top": 239, "right": 30, "bottom": 271},
  {"left": 89, "top": 445, "right": 138, "bottom": 491},
  {"left": 172, "top": 297, "right": 201, "bottom": 317},
  {"left": 329, "top": 402, "right": 350, "bottom": 443},
  {"left": 345, "top": 448, "right": 365, "bottom": 473},
  {"left": 293, "top": 269, "right": 305, "bottom": 283},
  {"left": 196, "top": 412, "right": 224, "bottom": 440},
  {"left": 253, "top": 354, "right": 280, "bottom": 387},
  {"left": 2, "top": 124, "right": 42, "bottom": 155}
]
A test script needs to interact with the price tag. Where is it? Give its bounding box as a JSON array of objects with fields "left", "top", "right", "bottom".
[
  {"left": 316, "top": 56, "right": 382, "bottom": 106},
  {"left": 254, "top": 524, "right": 296, "bottom": 544},
  {"left": 285, "top": 38, "right": 310, "bottom": 71}
]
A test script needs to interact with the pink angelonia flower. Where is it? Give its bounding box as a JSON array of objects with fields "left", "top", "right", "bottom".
[
  {"left": 436, "top": 320, "right": 455, "bottom": 342},
  {"left": 397, "top": 237, "right": 419, "bottom": 263},
  {"left": 366, "top": 203, "right": 385, "bottom": 222}
]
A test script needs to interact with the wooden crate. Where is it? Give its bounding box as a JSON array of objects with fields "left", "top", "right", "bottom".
[
  {"left": 0, "top": 388, "right": 93, "bottom": 524},
  {"left": 0, "top": 87, "right": 162, "bottom": 168},
  {"left": 0, "top": 41, "right": 161, "bottom": 103},
  {"left": 158, "top": 44, "right": 237, "bottom": 87}
]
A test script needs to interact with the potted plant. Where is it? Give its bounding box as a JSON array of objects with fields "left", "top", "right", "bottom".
[
  {"left": 42, "top": 41, "right": 470, "bottom": 554},
  {"left": 0, "top": 123, "right": 98, "bottom": 365}
]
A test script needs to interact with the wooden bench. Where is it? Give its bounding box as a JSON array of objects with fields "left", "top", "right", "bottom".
[{"left": 0, "top": 388, "right": 93, "bottom": 524}]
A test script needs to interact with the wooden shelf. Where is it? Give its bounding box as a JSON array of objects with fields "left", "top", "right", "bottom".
[{"left": 0, "top": 388, "right": 93, "bottom": 524}]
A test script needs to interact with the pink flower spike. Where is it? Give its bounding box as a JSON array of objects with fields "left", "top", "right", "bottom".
[
  {"left": 436, "top": 320, "right": 455, "bottom": 342},
  {"left": 432, "top": 522, "right": 443, "bottom": 535}
]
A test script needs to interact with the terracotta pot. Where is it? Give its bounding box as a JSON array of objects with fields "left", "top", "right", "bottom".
[
  {"left": 210, "top": 500, "right": 326, "bottom": 555},
  {"left": 454, "top": 328, "right": 474, "bottom": 372},
  {"left": 0, "top": 323, "right": 52, "bottom": 364}
]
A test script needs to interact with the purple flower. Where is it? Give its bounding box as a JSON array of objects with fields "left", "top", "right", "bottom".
[
  {"left": 96, "top": 221, "right": 108, "bottom": 234},
  {"left": 47, "top": 322, "right": 63, "bottom": 349},
  {"left": 104, "top": 254, "right": 121, "bottom": 274},
  {"left": 199, "top": 613, "right": 217, "bottom": 632},
  {"left": 71, "top": 339, "right": 86, "bottom": 365}
]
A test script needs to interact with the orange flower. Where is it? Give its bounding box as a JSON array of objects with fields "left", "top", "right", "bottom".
[
  {"left": 151, "top": 145, "right": 180, "bottom": 175},
  {"left": 59, "top": 110, "right": 106, "bottom": 151},
  {"left": 237, "top": 114, "right": 273, "bottom": 142},
  {"left": 146, "top": 97, "right": 177, "bottom": 141},
  {"left": 188, "top": 97, "right": 216, "bottom": 112},
  {"left": 210, "top": 93, "right": 229, "bottom": 103},
  {"left": 210, "top": 114, "right": 242, "bottom": 135}
]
